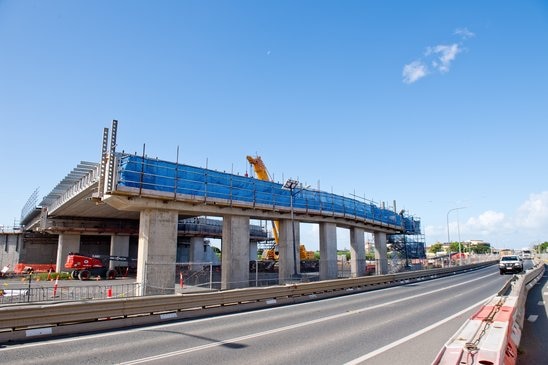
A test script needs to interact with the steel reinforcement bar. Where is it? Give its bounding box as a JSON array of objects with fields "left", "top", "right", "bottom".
[{"left": 0, "top": 262, "right": 496, "bottom": 343}]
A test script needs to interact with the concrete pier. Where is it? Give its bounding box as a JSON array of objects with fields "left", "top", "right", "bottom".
[
  {"left": 374, "top": 232, "right": 389, "bottom": 275},
  {"left": 278, "top": 219, "right": 300, "bottom": 283},
  {"left": 319, "top": 222, "right": 338, "bottom": 280},
  {"left": 109, "top": 234, "right": 130, "bottom": 270},
  {"left": 350, "top": 227, "right": 366, "bottom": 277},
  {"left": 221, "top": 215, "right": 250, "bottom": 289},
  {"left": 137, "top": 209, "right": 178, "bottom": 295},
  {"left": 56, "top": 233, "right": 80, "bottom": 273}
]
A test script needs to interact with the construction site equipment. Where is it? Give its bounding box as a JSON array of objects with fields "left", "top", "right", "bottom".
[
  {"left": 13, "top": 263, "right": 56, "bottom": 274},
  {"left": 247, "top": 155, "right": 316, "bottom": 262},
  {"left": 247, "top": 155, "right": 280, "bottom": 245},
  {"left": 65, "top": 253, "right": 133, "bottom": 280},
  {"left": 300, "top": 245, "right": 315, "bottom": 260}
]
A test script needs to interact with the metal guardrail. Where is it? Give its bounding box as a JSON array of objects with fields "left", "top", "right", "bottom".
[{"left": 0, "top": 261, "right": 496, "bottom": 342}]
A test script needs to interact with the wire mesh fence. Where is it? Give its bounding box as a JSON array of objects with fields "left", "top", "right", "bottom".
[
  {"left": 1, "top": 254, "right": 500, "bottom": 304},
  {"left": 0, "top": 281, "right": 141, "bottom": 304}
]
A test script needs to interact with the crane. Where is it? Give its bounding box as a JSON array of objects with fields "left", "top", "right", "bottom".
[
  {"left": 246, "top": 156, "right": 280, "bottom": 256},
  {"left": 246, "top": 155, "right": 316, "bottom": 263}
]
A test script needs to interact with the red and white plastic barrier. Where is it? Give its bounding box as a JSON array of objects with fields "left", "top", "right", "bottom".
[{"left": 433, "top": 264, "right": 544, "bottom": 365}]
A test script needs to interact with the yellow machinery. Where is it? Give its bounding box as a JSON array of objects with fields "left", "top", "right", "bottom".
[
  {"left": 300, "top": 245, "right": 316, "bottom": 260},
  {"left": 246, "top": 155, "right": 280, "bottom": 259},
  {"left": 246, "top": 155, "right": 315, "bottom": 261}
]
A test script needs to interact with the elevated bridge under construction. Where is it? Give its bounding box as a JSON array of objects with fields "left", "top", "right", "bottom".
[{"left": 17, "top": 121, "right": 422, "bottom": 294}]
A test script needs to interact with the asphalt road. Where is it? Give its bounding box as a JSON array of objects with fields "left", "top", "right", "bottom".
[{"left": 0, "top": 265, "right": 511, "bottom": 365}]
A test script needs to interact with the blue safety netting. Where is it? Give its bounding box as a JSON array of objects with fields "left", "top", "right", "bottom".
[{"left": 115, "top": 154, "right": 421, "bottom": 234}]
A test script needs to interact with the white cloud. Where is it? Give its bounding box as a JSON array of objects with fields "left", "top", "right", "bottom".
[
  {"left": 439, "top": 191, "right": 548, "bottom": 247},
  {"left": 402, "top": 60, "right": 428, "bottom": 84},
  {"left": 466, "top": 210, "right": 505, "bottom": 234},
  {"left": 428, "top": 44, "right": 460, "bottom": 73},
  {"left": 515, "top": 191, "right": 548, "bottom": 228},
  {"left": 403, "top": 28, "right": 472, "bottom": 83},
  {"left": 454, "top": 27, "right": 475, "bottom": 39}
]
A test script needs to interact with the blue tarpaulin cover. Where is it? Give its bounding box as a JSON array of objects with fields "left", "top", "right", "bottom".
[{"left": 116, "top": 154, "right": 421, "bottom": 234}]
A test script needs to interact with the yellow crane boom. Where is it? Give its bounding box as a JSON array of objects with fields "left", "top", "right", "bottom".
[
  {"left": 247, "top": 155, "right": 315, "bottom": 261},
  {"left": 246, "top": 155, "right": 280, "bottom": 245}
]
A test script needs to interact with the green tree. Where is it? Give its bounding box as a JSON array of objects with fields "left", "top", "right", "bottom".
[
  {"left": 534, "top": 241, "right": 548, "bottom": 253},
  {"left": 449, "top": 242, "right": 461, "bottom": 253},
  {"left": 470, "top": 244, "right": 491, "bottom": 254},
  {"left": 429, "top": 243, "right": 443, "bottom": 253}
]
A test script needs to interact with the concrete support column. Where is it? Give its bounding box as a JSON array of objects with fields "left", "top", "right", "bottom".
[
  {"left": 249, "top": 241, "right": 258, "bottom": 261},
  {"left": 319, "top": 222, "right": 337, "bottom": 280},
  {"left": 109, "top": 235, "right": 130, "bottom": 270},
  {"left": 190, "top": 236, "right": 204, "bottom": 270},
  {"left": 374, "top": 232, "right": 389, "bottom": 275},
  {"left": 221, "top": 215, "right": 250, "bottom": 290},
  {"left": 56, "top": 233, "right": 80, "bottom": 273},
  {"left": 137, "top": 209, "right": 178, "bottom": 295},
  {"left": 350, "top": 227, "right": 366, "bottom": 277},
  {"left": 278, "top": 219, "right": 300, "bottom": 283}
]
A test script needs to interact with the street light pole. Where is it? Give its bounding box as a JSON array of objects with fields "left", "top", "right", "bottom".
[
  {"left": 457, "top": 211, "right": 462, "bottom": 265},
  {"left": 283, "top": 179, "right": 300, "bottom": 279},
  {"left": 446, "top": 207, "right": 466, "bottom": 266},
  {"left": 290, "top": 191, "right": 297, "bottom": 277}
]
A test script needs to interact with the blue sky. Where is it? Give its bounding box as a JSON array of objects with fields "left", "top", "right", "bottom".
[{"left": 1, "top": 1, "right": 547, "bottom": 251}]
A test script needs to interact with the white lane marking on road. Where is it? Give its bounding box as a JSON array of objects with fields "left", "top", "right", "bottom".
[
  {"left": 114, "top": 274, "right": 495, "bottom": 364},
  {"left": 343, "top": 297, "right": 491, "bottom": 365},
  {"left": 0, "top": 271, "right": 498, "bottom": 355},
  {"left": 527, "top": 315, "right": 538, "bottom": 322},
  {"left": 118, "top": 295, "right": 493, "bottom": 365}
]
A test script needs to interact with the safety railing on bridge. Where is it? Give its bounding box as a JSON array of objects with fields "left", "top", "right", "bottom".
[{"left": 113, "top": 154, "right": 421, "bottom": 234}]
